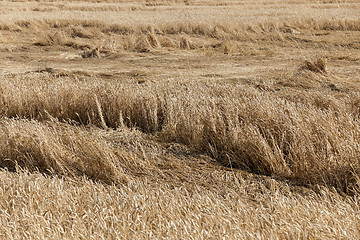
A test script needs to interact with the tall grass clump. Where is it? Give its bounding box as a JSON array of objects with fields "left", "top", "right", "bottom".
[
  {"left": 158, "top": 83, "right": 360, "bottom": 194},
  {"left": 0, "top": 118, "right": 128, "bottom": 184}
]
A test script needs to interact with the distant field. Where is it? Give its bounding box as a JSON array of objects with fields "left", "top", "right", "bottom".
[{"left": 1, "top": 0, "right": 360, "bottom": 239}]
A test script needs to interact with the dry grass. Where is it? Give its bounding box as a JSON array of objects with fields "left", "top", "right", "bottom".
[
  {"left": 1, "top": 71, "right": 360, "bottom": 194},
  {"left": 302, "top": 58, "right": 328, "bottom": 74},
  {"left": 1, "top": 0, "right": 360, "bottom": 239},
  {"left": 1, "top": 169, "right": 360, "bottom": 239},
  {"left": 0, "top": 118, "right": 129, "bottom": 184},
  {"left": 3, "top": 18, "right": 359, "bottom": 54}
]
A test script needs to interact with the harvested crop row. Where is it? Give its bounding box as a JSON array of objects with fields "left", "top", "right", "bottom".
[{"left": 1, "top": 72, "right": 360, "bottom": 194}]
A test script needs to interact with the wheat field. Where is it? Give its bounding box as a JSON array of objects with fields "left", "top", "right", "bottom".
[{"left": 1, "top": 0, "right": 360, "bottom": 239}]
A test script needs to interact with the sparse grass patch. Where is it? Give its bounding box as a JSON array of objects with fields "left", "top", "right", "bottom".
[
  {"left": 302, "top": 58, "right": 327, "bottom": 74},
  {"left": 81, "top": 47, "right": 101, "bottom": 58}
]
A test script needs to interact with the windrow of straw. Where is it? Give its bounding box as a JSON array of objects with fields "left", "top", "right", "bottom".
[
  {"left": 1, "top": 73, "right": 360, "bottom": 194},
  {"left": 2, "top": 18, "right": 359, "bottom": 53}
]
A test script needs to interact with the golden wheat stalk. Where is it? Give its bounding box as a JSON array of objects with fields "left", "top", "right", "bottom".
[{"left": 94, "top": 94, "right": 108, "bottom": 130}]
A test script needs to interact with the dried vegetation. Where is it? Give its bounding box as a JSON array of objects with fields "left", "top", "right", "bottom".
[{"left": 1, "top": 0, "right": 360, "bottom": 239}]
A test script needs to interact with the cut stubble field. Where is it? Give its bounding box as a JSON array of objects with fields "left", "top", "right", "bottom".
[{"left": 1, "top": 0, "right": 360, "bottom": 239}]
